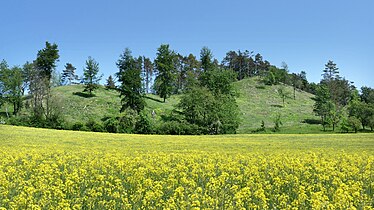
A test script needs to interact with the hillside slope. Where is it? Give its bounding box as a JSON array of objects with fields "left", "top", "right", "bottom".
[
  {"left": 234, "top": 77, "right": 319, "bottom": 133},
  {"left": 52, "top": 85, "right": 180, "bottom": 123},
  {"left": 3, "top": 78, "right": 320, "bottom": 133}
]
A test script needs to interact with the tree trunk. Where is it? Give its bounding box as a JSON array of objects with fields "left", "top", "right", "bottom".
[
  {"left": 5, "top": 107, "right": 9, "bottom": 118},
  {"left": 293, "top": 86, "right": 296, "bottom": 100},
  {"left": 332, "top": 123, "right": 335, "bottom": 131},
  {"left": 13, "top": 102, "right": 17, "bottom": 115}
]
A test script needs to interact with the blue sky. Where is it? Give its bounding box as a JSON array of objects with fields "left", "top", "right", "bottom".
[{"left": 1, "top": 0, "right": 373, "bottom": 88}]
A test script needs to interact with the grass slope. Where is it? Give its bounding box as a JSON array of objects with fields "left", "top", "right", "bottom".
[
  {"left": 234, "top": 77, "right": 320, "bottom": 133},
  {"left": 52, "top": 85, "right": 180, "bottom": 123}
]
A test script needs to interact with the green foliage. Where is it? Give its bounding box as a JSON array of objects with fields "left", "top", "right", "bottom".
[
  {"left": 103, "top": 117, "right": 120, "bottom": 133},
  {"left": 0, "top": 63, "right": 24, "bottom": 115},
  {"left": 348, "top": 116, "right": 361, "bottom": 133},
  {"left": 273, "top": 113, "right": 283, "bottom": 132},
  {"left": 178, "top": 68, "right": 240, "bottom": 135},
  {"left": 178, "top": 87, "right": 214, "bottom": 128},
  {"left": 116, "top": 49, "right": 145, "bottom": 113},
  {"left": 261, "top": 120, "right": 266, "bottom": 131},
  {"left": 368, "top": 117, "right": 374, "bottom": 131},
  {"left": 135, "top": 111, "right": 154, "bottom": 134},
  {"left": 154, "top": 44, "right": 175, "bottom": 102},
  {"left": 348, "top": 99, "right": 374, "bottom": 130},
  {"left": 83, "top": 57, "right": 102, "bottom": 95},
  {"left": 34, "top": 42, "right": 60, "bottom": 81},
  {"left": 340, "top": 115, "right": 350, "bottom": 133},
  {"left": 72, "top": 122, "right": 87, "bottom": 131},
  {"left": 277, "top": 85, "right": 291, "bottom": 107},
  {"left": 200, "top": 68, "right": 237, "bottom": 96},
  {"left": 105, "top": 75, "right": 116, "bottom": 90},
  {"left": 117, "top": 108, "right": 138, "bottom": 133},
  {"left": 322, "top": 60, "right": 339, "bottom": 82},
  {"left": 360, "top": 86, "right": 374, "bottom": 104},
  {"left": 157, "top": 120, "right": 200, "bottom": 135},
  {"left": 61, "top": 63, "right": 77, "bottom": 85},
  {"left": 142, "top": 57, "right": 154, "bottom": 94},
  {"left": 200, "top": 47, "right": 214, "bottom": 72},
  {"left": 313, "top": 84, "right": 335, "bottom": 131},
  {"left": 86, "top": 119, "right": 104, "bottom": 132}
]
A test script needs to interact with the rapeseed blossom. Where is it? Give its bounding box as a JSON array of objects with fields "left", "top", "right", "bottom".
[{"left": 0, "top": 126, "right": 373, "bottom": 209}]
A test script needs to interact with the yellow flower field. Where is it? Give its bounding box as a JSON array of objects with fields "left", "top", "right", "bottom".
[{"left": 0, "top": 125, "right": 373, "bottom": 209}]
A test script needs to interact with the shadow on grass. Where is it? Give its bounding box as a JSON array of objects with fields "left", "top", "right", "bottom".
[
  {"left": 255, "top": 85, "right": 266, "bottom": 89},
  {"left": 145, "top": 95, "right": 164, "bottom": 103},
  {"left": 271, "top": 104, "right": 283, "bottom": 108},
  {"left": 73, "top": 92, "right": 96, "bottom": 98},
  {"left": 302, "top": 118, "right": 321, "bottom": 125}
]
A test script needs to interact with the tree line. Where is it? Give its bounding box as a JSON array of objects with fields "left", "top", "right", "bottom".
[
  {"left": 1, "top": 41, "right": 373, "bottom": 133},
  {"left": 313, "top": 60, "right": 374, "bottom": 132}
]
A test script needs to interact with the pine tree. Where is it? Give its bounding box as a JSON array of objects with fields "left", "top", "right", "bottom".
[
  {"left": 32, "top": 41, "right": 59, "bottom": 120},
  {"left": 200, "top": 47, "right": 214, "bottom": 72},
  {"left": 116, "top": 48, "right": 145, "bottom": 113},
  {"left": 154, "top": 44, "right": 175, "bottom": 102},
  {"left": 105, "top": 75, "right": 116, "bottom": 90},
  {"left": 83, "top": 57, "right": 102, "bottom": 95},
  {"left": 322, "top": 60, "right": 339, "bottom": 82},
  {"left": 61, "top": 63, "right": 77, "bottom": 85},
  {"left": 143, "top": 57, "right": 153, "bottom": 94}
]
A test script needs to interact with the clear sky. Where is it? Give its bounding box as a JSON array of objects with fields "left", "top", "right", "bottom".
[{"left": 1, "top": 0, "right": 373, "bottom": 88}]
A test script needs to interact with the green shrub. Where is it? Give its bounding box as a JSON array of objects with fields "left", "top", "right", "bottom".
[
  {"left": 103, "top": 117, "right": 120, "bottom": 133},
  {"left": 135, "top": 112, "right": 154, "bottom": 134},
  {"left": 157, "top": 121, "right": 201, "bottom": 135},
  {"left": 86, "top": 119, "right": 104, "bottom": 132},
  {"left": 72, "top": 122, "right": 87, "bottom": 131}
]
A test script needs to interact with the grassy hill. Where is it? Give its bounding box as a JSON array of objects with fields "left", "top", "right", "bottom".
[
  {"left": 51, "top": 85, "right": 180, "bottom": 123},
  {"left": 234, "top": 77, "right": 320, "bottom": 133},
  {"left": 1, "top": 77, "right": 321, "bottom": 133}
]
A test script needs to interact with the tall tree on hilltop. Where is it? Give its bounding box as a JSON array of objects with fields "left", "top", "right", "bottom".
[
  {"left": 322, "top": 60, "right": 340, "bottom": 82},
  {"left": 183, "top": 54, "right": 200, "bottom": 90},
  {"left": 222, "top": 50, "right": 254, "bottom": 80},
  {"left": 117, "top": 48, "right": 145, "bottom": 113},
  {"left": 200, "top": 47, "right": 214, "bottom": 72},
  {"left": 61, "top": 63, "right": 77, "bottom": 85},
  {"left": 142, "top": 56, "right": 154, "bottom": 94},
  {"left": 360, "top": 86, "right": 374, "bottom": 104},
  {"left": 321, "top": 60, "right": 351, "bottom": 107},
  {"left": 83, "top": 57, "right": 102, "bottom": 95},
  {"left": 34, "top": 42, "right": 59, "bottom": 82},
  {"left": 154, "top": 44, "right": 175, "bottom": 102},
  {"left": 105, "top": 75, "right": 116, "bottom": 90},
  {"left": 31, "top": 41, "right": 59, "bottom": 120},
  {"left": 291, "top": 73, "right": 303, "bottom": 100}
]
